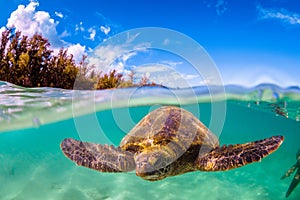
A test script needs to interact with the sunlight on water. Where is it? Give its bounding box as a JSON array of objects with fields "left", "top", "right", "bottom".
[{"left": 0, "top": 81, "right": 300, "bottom": 200}]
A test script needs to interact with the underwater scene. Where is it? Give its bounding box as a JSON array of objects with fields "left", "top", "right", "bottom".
[{"left": 0, "top": 81, "right": 300, "bottom": 200}]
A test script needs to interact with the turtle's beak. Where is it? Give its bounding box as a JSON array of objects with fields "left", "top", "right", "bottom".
[
  {"left": 138, "top": 173, "right": 160, "bottom": 181},
  {"left": 136, "top": 168, "right": 166, "bottom": 181}
]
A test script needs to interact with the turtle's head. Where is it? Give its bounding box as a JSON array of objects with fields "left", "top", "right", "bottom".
[{"left": 135, "top": 149, "right": 174, "bottom": 181}]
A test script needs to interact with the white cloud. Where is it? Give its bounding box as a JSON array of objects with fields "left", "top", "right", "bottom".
[
  {"left": 54, "top": 11, "right": 63, "bottom": 19},
  {"left": 67, "top": 43, "right": 86, "bottom": 62},
  {"left": 133, "top": 64, "right": 204, "bottom": 88},
  {"left": 1, "top": 2, "right": 85, "bottom": 63},
  {"left": 0, "top": 27, "right": 5, "bottom": 37},
  {"left": 88, "top": 28, "right": 96, "bottom": 41},
  {"left": 75, "top": 21, "right": 85, "bottom": 32},
  {"left": 133, "top": 64, "right": 169, "bottom": 74},
  {"left": 59, "top": 30, "right": 70, "bottom": 38},
  {"left": 120, "top": 51, "right": 137, "bottom": 63},
  {"left": 257, "top": 5, "right": 300, "bottom": 25},
  {"left": 160, "top": 61, "right": 183, "bottom": 68},
  {"left": 182, "top": 74, "right": 200, "bottom": 80},
  {"left": 88, "top": 32, "right": 150, "bottom": 74},
  {"left": 100, "top": 25, "right": 110, "bottom": 35},
  {"left": 89, "top": 45, "right": 123, "bottom": 68},
  {"left": 88, "top": 45, "right": 135, "bottom": 74},
  {"left": 5, "top": 2, "right": 60, "bottom": 45}
]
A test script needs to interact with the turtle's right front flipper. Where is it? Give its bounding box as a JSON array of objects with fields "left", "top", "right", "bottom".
[
  {"left": 61, "top": 138, "right": 135, "bottom": 172},
  {"left": 285, "top": 167, "right": 300, "bottom": 198},
  {"left": 281, "top": 163, "right": 297, "bottom": 180},
  {"left": 282, "top": 149, "right": 300, "bottom": 197}
]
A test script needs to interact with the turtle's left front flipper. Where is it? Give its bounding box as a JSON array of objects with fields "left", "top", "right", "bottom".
[
  {"left": 61, "top": 138, "right": 135, "bottom": 172},
  {"left": 196, "top": 136, "right": 284, "bottom": 171}
]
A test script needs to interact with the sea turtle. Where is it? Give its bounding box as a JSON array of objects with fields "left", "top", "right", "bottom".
[
  {"left": 281, "top": 149, "right": 300, "bottom": 198},
  {"left": 61, "top": 106, "right": 284, "bottom": 181}
]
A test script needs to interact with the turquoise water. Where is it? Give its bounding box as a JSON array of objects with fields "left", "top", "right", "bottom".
[{"left": 0, "top": 81, "right": 300, "bottom": 200}]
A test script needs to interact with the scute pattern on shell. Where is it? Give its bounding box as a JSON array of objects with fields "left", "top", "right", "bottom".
[{"left": 120, "top": 106, "right": 219, "bottom": 156}]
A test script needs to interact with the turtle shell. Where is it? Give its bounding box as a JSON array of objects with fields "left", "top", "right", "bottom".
[{"left": 120, "top": 106, "right": 219, "bottom": 155}]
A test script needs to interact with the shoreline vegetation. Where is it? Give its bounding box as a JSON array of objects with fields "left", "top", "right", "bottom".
[{"left": 0, "top": 28, "right": 161, "bottom": 90}]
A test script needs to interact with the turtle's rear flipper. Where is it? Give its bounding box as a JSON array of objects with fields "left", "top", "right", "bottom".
[
  {"left": 61, "top": 138, "right": 135, "bottom": 172},
  {"left": 285, "top": 167, "right": 300, "bottom": 198},
  {"left": 196, "top": 136, "right": 284, "bottom": 171}
]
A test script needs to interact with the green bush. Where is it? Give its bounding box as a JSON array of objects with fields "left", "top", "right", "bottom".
[{"left": 0, "top": 28, "right": 160, "bottom": 90}]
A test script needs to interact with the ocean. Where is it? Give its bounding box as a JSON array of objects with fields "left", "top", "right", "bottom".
[{"left": 0, "top": 81, "right": 299, "bottom": 200}]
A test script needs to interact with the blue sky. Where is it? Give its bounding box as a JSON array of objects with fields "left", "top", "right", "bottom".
[{"left": 0, "top": 0, "right": 300, "bottom": 87}]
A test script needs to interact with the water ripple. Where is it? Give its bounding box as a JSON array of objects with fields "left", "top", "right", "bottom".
[{"left": 0, "top": 81, "right": 299, "bottom": 132}]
